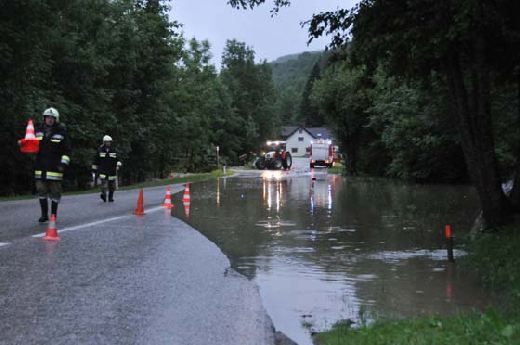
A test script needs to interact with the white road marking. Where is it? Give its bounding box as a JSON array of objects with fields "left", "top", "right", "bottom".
[
  {"left": 0, "top": 242, "right": 9, "bottom": 247},
  {"left": 32, "top": 205, "right": 167, "bottom": 238}
]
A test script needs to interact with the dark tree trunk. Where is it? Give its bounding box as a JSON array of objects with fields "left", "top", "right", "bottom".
[
  {"left": 345, "top": 142, "right": 357, "bottom": 175},
  {"left": 508, "top": 70, "right": 520, "bottom": 209},
  {"left": 346, "top": 130, "right": 359, "bottom": 175},
  {"left": 445, "top": 43, "right": 510, "bottom": 228}
]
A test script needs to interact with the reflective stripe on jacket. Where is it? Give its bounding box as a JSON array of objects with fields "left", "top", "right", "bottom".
[
  {"left": 34, "top": 123, "right": 71, "bottom": 181},
  {"left": 93, "top": 145, "right": 120, "bottom": 179}
]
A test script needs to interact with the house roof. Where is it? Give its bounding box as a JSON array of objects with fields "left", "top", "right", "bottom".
[
  {"left": 281, "top": 126, "right": 298, "bottom": 138},
  {"left": 281, "top": 126, "right": 335, "bottom": 140},
  {"left": 306, "top": 127, "right": 334, "bottom": 140}
]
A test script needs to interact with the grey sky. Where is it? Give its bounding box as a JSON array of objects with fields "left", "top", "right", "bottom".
[{"left": 169, "top": 1, "right": 357, "bottom": 67}]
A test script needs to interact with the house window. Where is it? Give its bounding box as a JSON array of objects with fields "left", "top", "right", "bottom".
[
  {"left": 292, "top": 148, "right": 298, "bottom": 153},
  {"left": 298, "top": 137, "right": 304, "bottom": 142}
]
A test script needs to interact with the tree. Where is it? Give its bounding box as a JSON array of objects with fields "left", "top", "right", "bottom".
[
  {"left": 220, "top": 39, "right": 278, "bottom": 153},
  {"left": 310, "top": 61, "right": 370, "bottom": 174},
  {"left": 299, "top": 62, "right": 322, "bottom": 126}
]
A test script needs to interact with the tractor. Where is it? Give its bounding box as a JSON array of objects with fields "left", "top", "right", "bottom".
[{"left": 255, "top": 140, "right": 292, "bottom": 170}]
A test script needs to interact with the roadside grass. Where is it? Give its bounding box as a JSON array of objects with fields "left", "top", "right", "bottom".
[
  {"left": 328, "top": 163, "right": 345, "bottom": 175},
  {"left": 314, "top": 226, "right": 520, "bottom": 345},
  {"left": 0, "top": 169, "right": 233, "bottom": 202},
  {"left": 315, "top": 311, "right": 518, "bottom": 345}
]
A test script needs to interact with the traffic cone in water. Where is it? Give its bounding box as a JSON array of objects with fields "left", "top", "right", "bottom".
[
  {"left": 183, "top": 202, "right": 190, "bottom": 218},
  {"left": 182, "top": 183, "right": 190, "bottom": 204},
  {"left": 134, "top": 189, "right": 145, "bottom": 216},
  {"left": 182, "top": 183, "right": 191, "bottom": 218},
  {"left": 43, "top": 214, "right": 60, "bottom": 241},
  {"left": 162, "top": 187, "right": 173, "bottom": 209},
  {"left": 19, "top": 119, "right": 40, "bottom": 154}
]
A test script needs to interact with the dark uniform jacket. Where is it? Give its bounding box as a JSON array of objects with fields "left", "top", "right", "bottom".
[
  {"left": 92, "top": 145, "right": 120, "bottom": 180},
  {"left": 34, "top": 123, "right": 71, "bottom": 181}
]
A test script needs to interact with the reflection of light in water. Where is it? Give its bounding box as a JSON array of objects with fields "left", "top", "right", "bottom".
[
  {"left": 262, "top": 170, "right": 283, "bottom": 180},
  {"left": 216, "top": 179, "right": 220, "bottom": 206},
  {"left": 276, "top": 184, "right": 280, "bottom": 213},
  {"left": 267, "top": 183, "right": 272, "bottom": 210},
  {"left": 309, "top": 179, "right": 334, "bottom": 210},
  {"left": 328, "top": 184, "right": 332, "bottom": 210},
  {"left": 263, "top": 178, "right": 285, "bottom": 213},
  {"left": 368, "top": 249, "right": 467, "bottom": 262},
  {"left": 263, "top": 179, "right": 267, "bottom": 203}
]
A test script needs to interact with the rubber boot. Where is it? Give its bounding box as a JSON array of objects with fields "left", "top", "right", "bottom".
[
  {"left": 51, "top": 201, "right": 58, "bottom": 217},
  {"left": 108, "top": 191, "right": 114, "bottom": 202},
  {"left": 38, "top": 198, "right": 49, "bottom": 223}
]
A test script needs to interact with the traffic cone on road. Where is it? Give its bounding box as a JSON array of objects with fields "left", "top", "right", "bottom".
[
  {"left": 162, "top": 187, "right": 173, "bottom": 209},
  {"left": 134, "top": 189, "right": 145, "bottom": 216},
  {"left": 19, "top": 119, "right": 40, "bottom": 154},
  {"left": 43, "top": 214, "right": 60, "bottom": 241},
  {"left": 182, "top": 183, "right": 190, "bottom": 204}
]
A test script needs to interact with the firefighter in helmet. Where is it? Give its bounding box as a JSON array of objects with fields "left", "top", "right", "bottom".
[
  {"left": 34, "top": 107, "right": 71, "bottom": 222},
  {"left": 92, "top": 135, "right": 121, "bottom": 202}
]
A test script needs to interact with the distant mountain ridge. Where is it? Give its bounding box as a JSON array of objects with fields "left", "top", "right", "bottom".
[
  {"left": 269, "top": 50, "right": 325, "bottom": 125},
  {"left": 269, "top": 51, "right": 323, "bottom": 91},
  {"left": 271, "top": 51, "right": 322, "bottom": 64}
]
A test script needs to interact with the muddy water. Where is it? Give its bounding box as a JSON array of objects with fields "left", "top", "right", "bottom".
[{"left": 172, "top": 173, "right": 491, "bottom": 345}]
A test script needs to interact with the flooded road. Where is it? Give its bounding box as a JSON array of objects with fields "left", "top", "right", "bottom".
[{"left": 172, "top": 170, "right": 491, "bottom": 345}]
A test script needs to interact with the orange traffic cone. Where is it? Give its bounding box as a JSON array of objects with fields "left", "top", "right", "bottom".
[
  {"left": 184, "top": 202, "right": 190, "bottom": 218},
  {"left": 134, "top": 189, "right": 145, "bottom": 216},
  {"left": 182, "top": 183, "right": 191, "bottom": 218},
  {"left": 19, "top": 119, "right": 40, "bottom": 154},
  {"left": 162, "top": 187, "right": 173, "bottom": 209},
  {"left": 43, "top": 214, "right": 60, "bottom": 241},
  {"left": 182, "top": 183, "right": 191, "bottom": 204}
]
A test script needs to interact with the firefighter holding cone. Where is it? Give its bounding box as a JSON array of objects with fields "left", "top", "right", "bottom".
[
  {"left": 32, "top": 107, "right": 71, "bottom": 222},
  {"left": 92, "top": 135, "right": 122, "bottom": 202}
]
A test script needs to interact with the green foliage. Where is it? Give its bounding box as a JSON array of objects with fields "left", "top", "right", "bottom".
[
  {"left": 220, "top": 39, "right": 279, "bottom": 152},
  {"left": 368, "top": 68, "right": 467, "bottom": 182},
  {"left": 315, "top": 311, "right": 520, "bottom": 345},
  {"left": 269, "top": 51, "right": 323, "bottom": 125},
  {"left": 311, "top": 59, "right": 375, "bottom": 175},
  {"left": 299, "top": 62, "right": 322, "bottom": 126},
  {"left": 466, "top": 228, "right": 520, "bottom": 306}
]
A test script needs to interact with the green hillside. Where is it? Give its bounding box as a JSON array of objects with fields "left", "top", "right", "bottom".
[{"left": 269, "top": 51, "right": 325, "bottom": 125}]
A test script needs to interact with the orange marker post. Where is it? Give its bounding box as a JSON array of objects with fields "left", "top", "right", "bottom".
[{"left": 445, "top": 224, "right": 454, "bottom": 262}]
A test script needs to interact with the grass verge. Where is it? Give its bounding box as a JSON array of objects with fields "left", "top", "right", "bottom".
[
  {"left": 0, "top": 169, "right": 233, "bottom": 202},
  {"left": 314, "top": 227, "right": 520, "bottom": 345},
  {"left": 328, "top": 163, "right": 345, "bottom": 175}
]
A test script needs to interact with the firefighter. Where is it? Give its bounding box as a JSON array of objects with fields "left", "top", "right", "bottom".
[
  {"left": 92, "top": 135, "right": 121, "bottom": 202},
  {"left": 34, "top": 107, "right": 71, "bottom": 222}
]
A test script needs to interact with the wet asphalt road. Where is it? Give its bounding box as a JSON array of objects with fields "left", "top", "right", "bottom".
[{"left": 0, "top": 184, "right": 275, "bottom": 345}]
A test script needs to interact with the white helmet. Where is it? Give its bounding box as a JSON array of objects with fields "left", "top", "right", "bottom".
[
  {"left": 103, "top": 135, "right": 113, "bottom": 142},
  {"left": 42, "top": 107, "right": 59, "bottom": 122}
]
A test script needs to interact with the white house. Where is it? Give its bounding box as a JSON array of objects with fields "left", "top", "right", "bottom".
[{"left": 281, "top": 126, "right": 335, "bottom": 157}]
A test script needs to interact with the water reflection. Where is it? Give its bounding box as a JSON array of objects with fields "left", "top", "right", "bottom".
[{"left": 172, "top": 175, "right": 489, "bottom": 345}]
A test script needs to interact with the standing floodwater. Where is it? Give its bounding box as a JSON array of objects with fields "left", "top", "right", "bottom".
[{"left": 173, "top": 173, "right": 490, "bottom": 345}]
